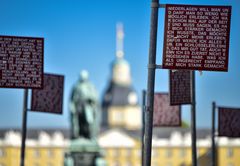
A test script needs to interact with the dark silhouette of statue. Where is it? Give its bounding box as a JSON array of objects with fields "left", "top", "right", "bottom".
[{"left": 69, "top": 70, "right": 99, "bottom": 140}]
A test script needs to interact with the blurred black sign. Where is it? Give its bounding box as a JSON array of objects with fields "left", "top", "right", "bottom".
[
  {"left": 153, "top": 93, "right": 181, "bottom": 127},
  {"left": 218, "top": 107, "right": 240, "bottom": 137},
  {"left": 31, "top": 73, "right": 64, "bottom": 114},
  {"left": 169, "top": 70, "right": 192, "bottom": 105}
]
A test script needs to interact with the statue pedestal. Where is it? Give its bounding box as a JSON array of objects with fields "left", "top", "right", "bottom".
[{"left": 64, "top": 138, "right": 106, "bottom": 166}]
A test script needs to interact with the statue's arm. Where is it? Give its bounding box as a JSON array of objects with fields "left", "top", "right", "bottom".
[
  {"left": 69, "top": 87, "right": 79, "bottom": 114},
  {"left": 69, "top": 102, "right": 76, "bottom": 114},
  {"left": 69, "top": 88, "right": 79, "bottom": 138}
]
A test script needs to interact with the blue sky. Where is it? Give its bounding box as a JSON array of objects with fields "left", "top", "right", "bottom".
[{"left": 0, "top": 0, "right": 239, "bottom": 129}]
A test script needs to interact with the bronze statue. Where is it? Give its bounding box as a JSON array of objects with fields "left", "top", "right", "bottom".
[
  {"left": 69, "top": 70, "right": 99, "bottom": 140},
  {"left": 65, "top": 70, "right": 106, "bottom": 166}
]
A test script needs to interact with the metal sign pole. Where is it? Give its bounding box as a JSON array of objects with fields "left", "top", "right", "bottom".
[
  {"left": 191, "top": 71, "right": 197, "bottom": 166},
  {"left": 20, "top": 89, "right": 28, "bottom": 166},
  {"left": 144, "top": 0, "right": 159, "bottom": 165},
  {"left": 211, "top": 101, "right": 216, "bottom": 166},
  {"left": 142, "top": 90, "right": 146, "bottom": 166}
]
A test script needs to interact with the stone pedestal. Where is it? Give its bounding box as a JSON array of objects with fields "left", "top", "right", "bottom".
[{"left": 64, "top": 138, "right": 106, "bottom": 166}]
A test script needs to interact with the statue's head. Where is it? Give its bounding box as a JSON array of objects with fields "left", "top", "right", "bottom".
[{"left": 80, "top": 70, "right": 89, "bottom": 82}]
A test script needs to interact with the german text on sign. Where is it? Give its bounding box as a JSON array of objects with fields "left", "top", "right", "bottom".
[
  {"left": 0, "top": 35, "right": 44, "bottom": 88},
  {"left": 162, "top": 4, "right": 231, "bottom": 71}
]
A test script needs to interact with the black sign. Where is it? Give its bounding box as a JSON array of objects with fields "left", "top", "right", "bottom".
[
  {"left": 162, "top": 4, "right": 231, "bottom": 71},
  {"left": 31, "top": 73, "right": 64, "bottom": 114},
  {"left": 218, "top": 107, "right": 240, "bottom": 137},
  {"left": 169, "top": 70, "right": 192, "bottom": 105},
  {"left": 153, "top": 93, "right": 181, "bottom": 127},
  {"left": 0, "top": 35, "right": 44, "bottom": 89}
]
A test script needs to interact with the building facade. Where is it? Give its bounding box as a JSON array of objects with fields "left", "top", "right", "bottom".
[
  {"left": 0, "top": 129, "right": 240, "bottom": 166},
  {"left": 98, "top": 128, "right": 240, "bottom": 166},
  {"left": 0, "top": 130, "right": 67, "bottom": 166}
]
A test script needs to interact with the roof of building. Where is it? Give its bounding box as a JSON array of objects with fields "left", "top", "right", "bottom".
[
  {"left": 102, "top": 82, "right": 138, "bottom": 107},
  {"left": 0, "top": 128, "right": 70, "bottom": 139},
  {"left": 152, "top": 127, "right": 211, "bottom": 139},
  {"left": 100, "top": 127, "right": 211, "bottom": 140},
  {"left": 0, "top": 128, "right": 240, "bottom": 147},
  {"left": 0, "top": 127, "right": 211, "bottom": 140}
]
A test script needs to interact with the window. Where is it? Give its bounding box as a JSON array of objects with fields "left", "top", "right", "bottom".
[
  {"left": 151, "top": 162, "right": 158, "bottom": 166},
  {"left": 179, "top": 149, "right": 186, "bottom": 157},
  {"left": 136, "top": 149, "right": 141, "bottom": 157},
  {"left": 112, "top": 110, "right": 124, "bottom": 124},
  {"left": 112, "top": 149, "right": 119, "bottom": 157},
  {"left": 165, "top": 149, "right": 172, "bottom": 158},
  {"left": 125, "top": 149, "right": 131, "bottom": 156},
  {"left": 166, "top": 163, "right": 172, "bottom": 166},
  {"left": 33, "top": 150, "right": 40, "bottom": 158},
  {"left": 47, "top": 150, "right": 54, "bottom": 157},
  {"left": 0, "top": 149, "right": 5, "bottom": 157},
  {"left": 152, "top": 149, "right": 158, "bottom": 157},
  {"left": 124, "top": 161, "right": 132, "bottom": 166},
  {"left": 112, "top": 161, "right": 120, "bottom": 166},
  {"left": 197, "top": 149, "right": 201, "bottom": 157},
  {"left": 227, "top": 148, "right": 233, "bottom": 158},
  {"left": 135, "top": 163, "right": 141, "bottom": 166}
]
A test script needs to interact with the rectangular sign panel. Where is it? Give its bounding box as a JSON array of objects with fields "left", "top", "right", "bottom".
[
  {"left": 162, "top": 4, "right": 231, "bottom": 71},
  {"left": 153, "top": 93, "right": 181, "bottom": 127},
  {"left": 31, "top": 73, "right": 64, "bottom": 114},
  {"left": 218, "top": 107, "right": 240, "bottom": 137},
  {"left": 169, "top": 70, "right": 192, "bottom": 105},
  {"left": 0, "top": 35, "right": 44, "bottom": 89}
]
